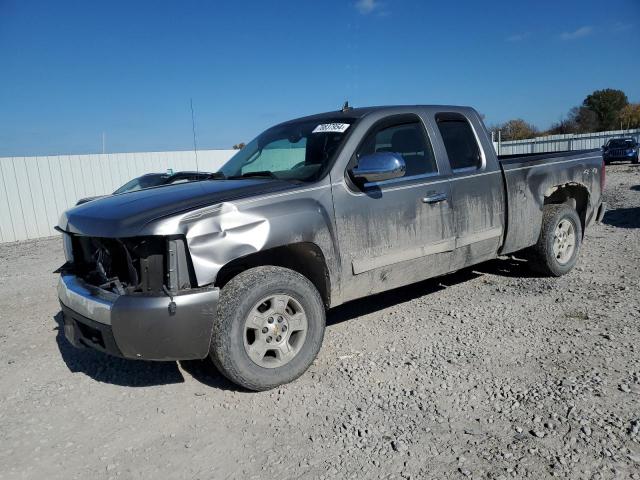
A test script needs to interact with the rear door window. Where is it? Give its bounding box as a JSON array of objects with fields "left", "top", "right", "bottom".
[{"left": 436, "top": 114, "right": 482, "bottom": 171}]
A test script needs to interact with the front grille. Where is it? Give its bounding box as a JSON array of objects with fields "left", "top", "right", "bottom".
[{"left": 610, "top": 148, "right": 626, "bottom": 157}]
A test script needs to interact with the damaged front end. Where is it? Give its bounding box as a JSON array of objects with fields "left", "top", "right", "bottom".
[
  {"left": 57, "top": 232, "right": 219, "bottom": 361},
  {"left": 64, "top": 235, "right": 192, "bottom": 296}
]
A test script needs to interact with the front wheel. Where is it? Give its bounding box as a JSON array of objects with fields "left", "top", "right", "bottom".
[
  {"left": 633, "top": 154, "right": 639, "bottom": 164},
  {"left": 209, "top": 266, "right": 325, "bottom": 391},
  {"left": 528, "top": 204, "right": 582, "bottom": 276}
]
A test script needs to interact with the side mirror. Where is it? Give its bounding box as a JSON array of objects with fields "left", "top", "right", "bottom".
[{"left": 350, "top": 152, "right": 406, "bottom": 183}]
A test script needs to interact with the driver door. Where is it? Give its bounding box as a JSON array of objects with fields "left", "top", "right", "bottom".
[{"left": 331, "top": 114, "right": 455, "bottom": 303}]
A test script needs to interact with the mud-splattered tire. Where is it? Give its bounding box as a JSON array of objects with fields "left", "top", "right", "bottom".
[
  {"left": 528, "top": 204, "right": 582, "bottom": 277},
  {"left": 209, "top": 266, "right": 325, "bottom": 391}
]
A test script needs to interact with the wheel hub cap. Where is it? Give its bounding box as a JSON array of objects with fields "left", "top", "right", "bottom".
[
  {"left": 243, "top": 294, "right": 308, "bottom": 369},
  {"left": 552, "top": 219, "right": 576, "bottom": 265}
]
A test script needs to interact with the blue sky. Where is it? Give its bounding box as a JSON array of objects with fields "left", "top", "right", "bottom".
[{"left": 1, "top": 0, "right": 639, "bottom": 156}]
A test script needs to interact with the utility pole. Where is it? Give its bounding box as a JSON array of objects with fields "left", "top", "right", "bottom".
[
  {"left": 102, "top": 132, "right": 106, "bottom": 154},
  {"left": 190, "top": 98, "right": 199, "bottom": 172}
]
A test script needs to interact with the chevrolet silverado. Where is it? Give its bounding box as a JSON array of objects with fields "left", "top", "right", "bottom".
[{"left": 57, "top": 105, "right": 606, "bottom": 390}]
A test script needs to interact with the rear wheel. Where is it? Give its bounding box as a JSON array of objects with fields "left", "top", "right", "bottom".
[
  {"left": 528, "top": 204, "right": 582, "bottom": 276},
  {"left": 209, "top": 266, "right": 325, "bottom": 391}
]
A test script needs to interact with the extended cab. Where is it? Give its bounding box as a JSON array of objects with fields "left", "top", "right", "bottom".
[{"left": 57, "top": 105, "right": 606, "bottom": 390}]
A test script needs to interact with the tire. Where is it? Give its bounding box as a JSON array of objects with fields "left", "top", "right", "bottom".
[
  {"left": 528, "top": 204, "right": 582, "bottom": 277},
  {"left": 633, "top": 154, "right": 639, "bottom": 165},
  {"left": 209, "top": 266, "right": 325, "bottom": 391}
]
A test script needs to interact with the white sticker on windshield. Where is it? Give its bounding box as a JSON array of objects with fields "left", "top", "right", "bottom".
[{"left": 312, "top": 123, "right": 350, "bottom": 133}]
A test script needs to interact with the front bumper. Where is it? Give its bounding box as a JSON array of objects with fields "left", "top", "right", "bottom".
[
  {"left": 58, "top": 275, "right": 219, "bottom": 361},
  {"left": 604, "top": 152, "right": 637, "bottom": 160}
]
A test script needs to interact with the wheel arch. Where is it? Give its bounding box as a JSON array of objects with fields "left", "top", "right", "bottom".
[
  {"left": 543, "top": 182, "right": 590, "bottom": 236},
  {"left": 214, "top": 242, "right": 332, "bottom": 308}
]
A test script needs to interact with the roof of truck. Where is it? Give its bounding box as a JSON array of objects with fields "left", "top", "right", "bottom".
[{"left": 277, "top": 105, "right": 477, "bottom": 127}]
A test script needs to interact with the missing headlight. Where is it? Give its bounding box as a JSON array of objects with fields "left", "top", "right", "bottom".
[{"left": 64, "top": 235, "right": 193, "bottom": 295}]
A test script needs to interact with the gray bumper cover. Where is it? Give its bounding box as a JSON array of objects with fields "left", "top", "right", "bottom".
[{"left": 58, "top": 275, "right": 219, "bottom": 361}]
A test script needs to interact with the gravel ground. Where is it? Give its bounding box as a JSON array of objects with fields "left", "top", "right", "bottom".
[{"left": 0, "top": 164, "right": 639, "bottom": 480}]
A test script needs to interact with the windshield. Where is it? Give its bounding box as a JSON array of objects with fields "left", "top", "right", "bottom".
[
  {"left": 219, "top": 119, "right": 355, "bottom": 182},
  {"left": 114, "top": 174, "right": 169, "bottom": 194},
  {"left": 607, "top": 139, "right": 634, "bottom": 148}
]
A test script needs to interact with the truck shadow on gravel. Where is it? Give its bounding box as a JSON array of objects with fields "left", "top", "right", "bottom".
[
  {"left": 327, "top": 268, "right": 482, "bottom": 326},
  {"left": 473, "top": 256, "right": 544, "bottom": 279},
  {"left": 51, "top": 256, "right": 543, "bottom": 389},
  {"left": 52, "top": 312, "right": 239, "bottom": 390},
  {"left": 326, "top": 255, "right": 542, "bottom": 327},
  {"left": 602, "top": 206, "right": 640, "bottom": 229}
]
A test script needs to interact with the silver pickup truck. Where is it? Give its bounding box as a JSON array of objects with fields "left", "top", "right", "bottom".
[{"left": 57, "top": 105, "right": 606, "bottom": 390}]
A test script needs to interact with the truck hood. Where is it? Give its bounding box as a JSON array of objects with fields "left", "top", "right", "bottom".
[{"left": 59, "top": 179, "right": 295, "bottom": 237}]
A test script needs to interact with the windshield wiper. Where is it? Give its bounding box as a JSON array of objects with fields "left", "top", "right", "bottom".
[
  {"left": 228, "top": 171, "right": 278, "bottom": 180},
  {"left": 209, "top": 172, "right": 227, "bottom": 179}
]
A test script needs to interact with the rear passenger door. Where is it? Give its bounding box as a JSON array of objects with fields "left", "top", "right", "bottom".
[{"left": 434, "top": 111, "right": 505, "bottom": 270}]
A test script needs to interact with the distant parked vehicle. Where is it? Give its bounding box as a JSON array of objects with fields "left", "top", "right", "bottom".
[
  {"left": 602, "top": 138, "right": 639, "bottom": 165},
  {"left": 75, "top": 171, "right": 217, "bottom": 205}
]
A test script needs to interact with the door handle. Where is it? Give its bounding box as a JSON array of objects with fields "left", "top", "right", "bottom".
[{"left": 421, "top": 192, "right": 447, "bottom": 204}]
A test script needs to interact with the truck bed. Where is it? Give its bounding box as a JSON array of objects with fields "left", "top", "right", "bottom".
[
  {"left": 497, "top": 148, "right": 604, "bottom": 255},
  {"left": 497, "top": 148, "right": 601, "bottom": 164}
]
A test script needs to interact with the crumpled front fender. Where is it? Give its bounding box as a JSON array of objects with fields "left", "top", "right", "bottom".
[{"left": 139, "top": 184, "right": 340, "bottom": 291}]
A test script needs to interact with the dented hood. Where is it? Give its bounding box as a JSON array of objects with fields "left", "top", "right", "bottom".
[{"left": 58, "top": 179, "right": 294, "bottom": 237}]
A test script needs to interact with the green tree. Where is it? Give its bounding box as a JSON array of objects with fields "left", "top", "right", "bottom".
[
  {"left": 569, "top": 106, "right": 599, "bottom": 133},
  {"left": 618, "top": 103, "right": 640, "bottom": 129},
  {"left": 582, "top": 89, "right": 629, "bottom": 131}
]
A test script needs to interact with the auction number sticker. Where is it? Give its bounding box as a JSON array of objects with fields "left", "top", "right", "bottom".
[{"left": 312, "top": 123, "right": 350, "bottom": 133}]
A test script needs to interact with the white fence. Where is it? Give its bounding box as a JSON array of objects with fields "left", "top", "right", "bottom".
[
  {"left": 3, "top": 128, "right": 639, "bottom": 244},
  {"left": 0, "top": 149, "right": 235, "bottom": 243},
  {"left": 493, "top": 128, "right": 640, "bottom": 155}
]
